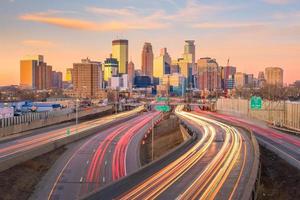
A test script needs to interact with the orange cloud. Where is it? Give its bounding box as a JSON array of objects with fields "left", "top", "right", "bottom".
[{"left": 19, "top": 13, "right": 167, "bottom": 31}]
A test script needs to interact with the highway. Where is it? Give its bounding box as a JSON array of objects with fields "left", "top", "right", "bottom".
[
  {"left": 198, "top": 110, "right": 300, "bottom": 169},
  {"left": 47, "top": 111, "right": 161, "bottom": 200},
  {"left": 117, "top": 105, "right": 258, "bottom": 200},
  {"left": 0, "top": 107, "right": 144, "bottom": 168}
]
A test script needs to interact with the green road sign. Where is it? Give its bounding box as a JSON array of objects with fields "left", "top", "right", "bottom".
[
  {"left": 154, "top": 105, "right": 170, "bottom": 112},
  {"left": 156, "top": 97, "right": 168, "bottom": 102},
  {"left": 250, "top": 96, "right": 262, "bottom": 110}
]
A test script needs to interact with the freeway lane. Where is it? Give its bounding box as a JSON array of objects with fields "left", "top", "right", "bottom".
[
  {"left": 0, "top": 107, "right": 144, "bottom": 164},
  {"left": 118, "top": 106, "right": 257, "bottom": 200},
  {"left": 198, "top": 111, "right": 300, "bottom": 169},
  {"left": 48, "top": 111, "right": 161, "bottom": 200}
]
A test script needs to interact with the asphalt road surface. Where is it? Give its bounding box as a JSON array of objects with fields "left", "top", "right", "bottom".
[{"left": 48, "top": 111, "right": 161, "bottom": 200}]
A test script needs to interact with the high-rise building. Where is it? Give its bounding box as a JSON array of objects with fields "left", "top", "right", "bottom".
[
  {"left": 141, "top": 42, "right": 153, "bottom": 77},
  {"left": 72, "top": 58, "right": 102, "bottom": 98},
  {"left": 112, "top": 39, "right": 128, "bottom": 74},
  {"left": 20, "top": 55, "right": 53, "bottom": 90},
  {"left": 52, "top": 71, "right": 63, "bottom": 89},
  {"left": 103, "top": 54, "right": 118, "bottom": 83},
  {"left": 265, "top": 67, "right": 283, "bottom": 86},
  {"left": 245, "top": 74, "right": 254, "bottom": 87},
  {"left": 128, "top": 61, "right": 135, "bottom": 89},
  {"left": 66, "top": 68, "right": 73, "bottom": 83},
  {"left": 234, "top": 72, "right": 246, "bottom": 88},
  {"left": 221, "top": 66, "right": 236, "bottom": 91},
  {"left": 257, "top": 71, "right": 266, "bottom": 88},
  {"left": 197, "top": 57, "right": 221, "bottom": 92},
  {"left": 160, "top": 73, "right": 185, "bottom": 96},
  {"left": 183, "top": 40, "right": 195, "bottom": 64},
  {"left": 153, "top": 48, "right": 171, "bottom": 79},
  {"left": 20, "top": 58, "right": 39, "bottom": 89}
]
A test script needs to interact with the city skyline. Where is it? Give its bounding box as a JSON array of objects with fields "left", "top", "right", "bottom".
[{"left": 1, "top": 0, "right": 300, "bottom": 85}]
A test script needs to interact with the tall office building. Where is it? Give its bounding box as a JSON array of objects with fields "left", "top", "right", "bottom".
[
  {"left": 265, "top": 67, "right": 283, "bottom": 86},
  {"left": 197, "top": 57, "right": 221, "bottom": 92},
  {"left": 183, "top": 40, "right": 195, "bottom": 64},
  {"left": 234, "top": 72, "right": 246, "bottom": 88},
  {"left": 66, "top": 68, "right": 73, "bottom": 83},
  {"left": 153, "top": 48, "right": 171, "bottom": 79},
  {"left": 257, "top": 71, "right": 266, "bottom": 88},
  {"left": 20, "top": 56, "right": 40, "bottom": 89},
  {"left": 141, "top": 42, "right": 154, "bottom": 77},
  {"left": 72, "top": 58, "right": 102, "bottom": 98},
  {"left": 104, "top": 54, "right": 118, "bottom": 82},
  {"left": 20, "top": 55, "right": 53, "bottom": 90},
  {"left": 112, "top": 39, "right": 128, "bottom": 74},
  {"left": 128, "top": 61, "right": 135, "bottom": 89},
  {"left": 52, "top": 71, "right": 63, "bottom": 89},
  {"left": 221, "top": 66, "right": 236, "bottom": 91}
]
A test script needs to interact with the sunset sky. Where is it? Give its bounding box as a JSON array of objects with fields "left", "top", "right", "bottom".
[{"left": 0, "top": 0, "right": 299, "bottom": 85}]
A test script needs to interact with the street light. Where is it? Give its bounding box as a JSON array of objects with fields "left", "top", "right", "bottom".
[{"left": 75, "top": 98, "right": 80, "bottom": 131}]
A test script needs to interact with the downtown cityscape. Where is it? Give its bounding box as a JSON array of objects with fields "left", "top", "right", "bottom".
[{"left": 0, "top": 1, "right": 300, "bottom": 200}]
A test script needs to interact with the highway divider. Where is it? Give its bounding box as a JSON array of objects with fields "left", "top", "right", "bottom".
[{"left": 0, "top": 107, "right": 145, "bottom": 173}]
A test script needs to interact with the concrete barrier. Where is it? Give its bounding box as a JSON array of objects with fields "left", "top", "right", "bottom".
[
  {"left": 0, "top": 112, "right": 141, "bottom": 173},
  {"left": 82, "top": 120, "right": 197, "bottom": 200},
  {"left": 0, "top": 106, "right": 113, "bottom": 137}
]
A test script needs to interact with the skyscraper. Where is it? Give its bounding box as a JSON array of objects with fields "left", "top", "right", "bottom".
[
  {"left": 265, "top": 67, "right": 283, "bottom": 86},
  {"left": 20, "top": 55, "right": 53, "bottom": 90},
  {"left": 221, "top": 66, "right": 236, "bottom": 91},
  {"left": 141, "top": 42, "right": 153, "bottom": 77},
  {"left": 183, "top": 40, "right": 195, "bottom": 64},
  {"left": 197, "top": 57, "right": 221, "bottom": 92},
  {"left": 20, "top": 57, "right": 39, "bottom": 89},
  {"left": 112, "top": 39, "right": 128, "bottom": 74},
  {"left": 128, "top": 61, "right": 135, "bottom": 89},
  {"left": 234, "top": 72, "right": 246, "bottom": 88},
  {"left": 66, "top": 68, "right": 73, "bottom": 83},
  {"left": 104, "top": 54, "right": 118, "bottom": 82},
  {"left": 153, "top": 48, "right": 171, "bottom": 79},
  {"left": 72, "top": 58, "right": 102, "bottom": 98},
  {"left": 52, "top": 71, "right": 63, "bottom": 89}
]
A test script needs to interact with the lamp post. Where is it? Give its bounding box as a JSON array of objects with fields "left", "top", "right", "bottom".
[{"left": 75, "top": 98, "right": 80, "bottom": 131}]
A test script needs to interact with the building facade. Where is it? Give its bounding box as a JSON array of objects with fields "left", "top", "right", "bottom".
[
  {"left": 128, "top": 61, "right": 135, "bottom": 89},
  {"left": 104, "top": 55, "right": 118, "bottom": 82},
  {"left": 72, "top": 58, "right": 102, "bottom": 98},
  {"left": 197, "top": 57, "right": 221, "bottom": 92},
  {"left": 234, "top": 72, "right": 246, "bottom": 88},
  {"left": 153, "top": 48, "right": 171, "bottom": 79},
  {"left": 265, "top": 67, "right": 283, "bottom": 86},
  {"left": 112, "top": 39, "right": 128, "bottom": 74},
  {"left": 141, "top": 42, "right": 153, "bottom": 77}
]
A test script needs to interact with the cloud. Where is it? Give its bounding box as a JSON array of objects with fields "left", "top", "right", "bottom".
[
  {"left": 262, "top": 0, "right": 294, "bottom": 4},
  {"left": 22, "top": 39, "right": 55, "bottom": 47},
  {"left": 192, "top": 22, "right": 269, "bottom": 29},
  {"left": 19, "top": 13, "right": 168, "bottom": 31},
  {"left": 85, "top": 6, "right": 135, "bottom": 17}
]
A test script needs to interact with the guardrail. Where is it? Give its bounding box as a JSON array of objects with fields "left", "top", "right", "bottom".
[{"left": 0, "top": 106, "right": 113, "bottom": 137}]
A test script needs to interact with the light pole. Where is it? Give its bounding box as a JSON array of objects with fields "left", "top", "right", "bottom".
[
  {"left": 75, "top": 98, "right": 80, "bottom": 131},
  {"left": 151, "top": 118, "right": 154, "bottom": 161}
]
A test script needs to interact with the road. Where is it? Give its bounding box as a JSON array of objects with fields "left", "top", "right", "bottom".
[
  {"left": 0, "top": 107, "right": 144, "bottom": 167},
  {"left": 117, "top": 106, "right": 257, "bottom": 200},
  {"left": 198, "top": 110, "right": 300, "bottom": 169},
  {"left": 48, "top": 111, "right": 161, "bottom": 200}
]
